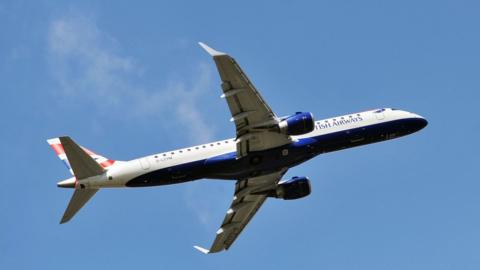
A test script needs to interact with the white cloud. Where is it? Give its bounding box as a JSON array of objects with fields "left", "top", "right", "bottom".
[
  {"left": 184, "top": 184, "right": 214, "bottom": 226},
  {"left": 47, "top": 14, "right": 219, "bottom": 226},
  {"left": 183, "top": 181, "right": 231, "bottom": 228},
  {"left": 47, "top": 15, "right": 215, "bottom": 144}
]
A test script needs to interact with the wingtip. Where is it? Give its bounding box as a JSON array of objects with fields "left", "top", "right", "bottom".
[
  {"left": 198, "top": 42, "right": 226, "bottom": 56},
  {"left": 193, "top": 245, "right": 210, "bottom": 254},
  {"left": 60, "top": 213, "right": 71, "bottom": 224}
]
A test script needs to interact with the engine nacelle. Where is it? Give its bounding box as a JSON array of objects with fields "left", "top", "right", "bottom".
[
  {"left": 269, "top": 176, "right": 311, "bottom": 200},
  {"left": 279, "top": 112, "right": 315, "bottom": 135}
]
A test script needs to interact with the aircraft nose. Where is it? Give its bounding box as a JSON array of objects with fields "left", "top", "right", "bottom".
[{"left": 408, "top": 115, "right": 428, "bottom": 132}]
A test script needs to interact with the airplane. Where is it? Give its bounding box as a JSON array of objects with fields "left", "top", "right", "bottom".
[{"left": 48, "top": 42, "right": 428, "bottom": 254}]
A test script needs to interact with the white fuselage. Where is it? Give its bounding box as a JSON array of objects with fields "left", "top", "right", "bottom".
[{"left": 66, "top": 108, "right": 425, "bottom": 189}]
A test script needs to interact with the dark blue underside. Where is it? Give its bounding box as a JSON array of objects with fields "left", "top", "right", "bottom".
[{"left": 126, "top": 118, "right": 427, "bottom": 187}]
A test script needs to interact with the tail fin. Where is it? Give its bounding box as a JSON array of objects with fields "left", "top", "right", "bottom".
[
  {"left": 47, "top": 136, "right": 109, "bottom": 223},
  {"left": 47, "top": 137, "right": 117, "bottom": 176}
]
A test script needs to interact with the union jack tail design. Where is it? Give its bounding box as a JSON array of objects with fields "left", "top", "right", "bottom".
[{"left": 47, "top": 137, "right": 116, "bottom": 175}]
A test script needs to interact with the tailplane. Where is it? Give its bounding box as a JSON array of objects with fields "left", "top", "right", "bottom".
[
  {"left": 60, "top": 189, "right": 99, "bottom": 224},
  {"left": 47, "top": 136, "right": 110, "bottom": 224}
]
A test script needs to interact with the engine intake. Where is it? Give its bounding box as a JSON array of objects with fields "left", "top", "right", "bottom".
[
  {"left": 269, "top": 176, "right": 311, "bottom": 200},
  {"left": 279, "top": 112, "right": 315, "bottom": 135}
]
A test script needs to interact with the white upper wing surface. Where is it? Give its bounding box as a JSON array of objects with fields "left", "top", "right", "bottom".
[
  {"left": 199, "top": 42, "right": 291, "bottom": 157},
  {"left": 194, "top": 170, "right": 287, "bottom": 254}
]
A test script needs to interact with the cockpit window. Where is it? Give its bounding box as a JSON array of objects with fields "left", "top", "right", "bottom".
[
  {"left": 391, "top": 108, "right": 399, "bottom": 111},
  {"left": 374, "top": 108, "right": 386, "bottom": 113}
]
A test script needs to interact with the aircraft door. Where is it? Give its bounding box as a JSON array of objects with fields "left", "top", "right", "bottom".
[{"left": 139, "top": 157, "right": 151, "bottom": 170}]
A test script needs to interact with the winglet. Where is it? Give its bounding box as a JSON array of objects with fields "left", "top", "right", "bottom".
[
  {"left": 193, "top": 245, "right": 210, "bottom": 254},
  {"left": 198, "top": 42, "right": 226, "bottom": 56}
]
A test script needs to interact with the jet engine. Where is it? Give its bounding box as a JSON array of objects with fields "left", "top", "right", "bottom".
[
  {"left": 268, "top": 176, "right": 311, "bottom": 200},
  {"left": 278, "top": 112, "right": 315, "bottom": 135}
]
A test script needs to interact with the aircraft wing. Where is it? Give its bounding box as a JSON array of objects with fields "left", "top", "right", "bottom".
[
  {"left": 199, "top": 43, "right": 291, "bottom": 157},
  {"left": 194, "top": 170, "right": 286, "bottom": 254}
]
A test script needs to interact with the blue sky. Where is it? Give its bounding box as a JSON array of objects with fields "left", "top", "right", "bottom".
[{"left": 1, "top": 0, "right": 479, "bottom": 269}]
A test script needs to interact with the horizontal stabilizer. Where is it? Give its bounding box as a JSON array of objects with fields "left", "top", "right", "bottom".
[
  {"left": 60, "top": 188, "right": 98, "bottom": 224},
  {"left": 59, "top": 136, "right": 105, "bottom": 180},
  {"left": 47, "top": 137, "right": 117, "bottom": 175}
]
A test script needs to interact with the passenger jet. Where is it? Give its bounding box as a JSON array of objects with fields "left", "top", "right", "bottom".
[{"left": 48, "top": 43, "right": 428, "bottom": 254}]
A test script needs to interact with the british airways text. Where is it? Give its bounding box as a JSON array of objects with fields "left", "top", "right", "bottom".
[{"left": 315, "top": 116, "right": 364, "bottom": 130}]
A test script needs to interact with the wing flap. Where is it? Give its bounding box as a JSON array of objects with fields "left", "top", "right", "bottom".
[
  {"left": 219, "top": 196, "right": 267, "bottom": 251},
  {"left": 195, "top": 170, "right": 286, "bottom": 254},
  {"left": 210, "top": 53, "right": 276, "bottom": 130},
  {"left": 199, "top": 42, "right": 291, "bottom": 157}
]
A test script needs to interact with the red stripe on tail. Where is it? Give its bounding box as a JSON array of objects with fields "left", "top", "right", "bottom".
[
  {"left": 100, "top": 160, "right": 115, "bottom": 168},
  {"left": 51, "top": 144, "right": 65, "bottom": 155}
]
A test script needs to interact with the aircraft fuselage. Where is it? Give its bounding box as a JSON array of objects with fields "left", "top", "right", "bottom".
[{"left": 61, "top": 108, "right": 426, "bottom": 189}]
